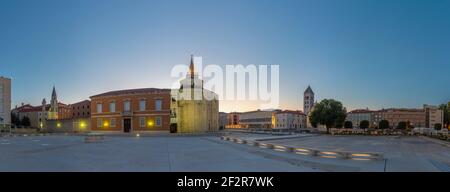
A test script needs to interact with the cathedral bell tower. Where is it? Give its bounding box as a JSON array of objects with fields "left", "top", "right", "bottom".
[
  {"left": 303, "top": 85, "right": 315, "bottom": 116},
  {"left": 48, "top": 86, "right": 59, "bottom": 120}
]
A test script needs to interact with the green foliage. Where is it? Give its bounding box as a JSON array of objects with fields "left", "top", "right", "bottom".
[
  {"left": 21, "top": 116, "right": 31, "bottom": 127},
  {"left": 379, "top": 120, "right": 389, "bottom": 129},
  {"left": 309, "top": 99, "right": 347, "bottom": 132},
  {"left": 439, "top": 103, "right": 449, "bottom": 126},
  {"left": 359, "top": 120, "right": 370, "bottom": 129},
  {"left": 344, "top": 121, "right": 353, "bottom": 129},
  {"left": 11, "top": 112, "right": 21, "bottom": 127},
  {"left": 397, "top": 121, "right": 407, "bottom": 130}
]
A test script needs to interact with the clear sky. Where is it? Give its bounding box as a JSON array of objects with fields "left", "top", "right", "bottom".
[{"left": 1, "top": 0, "right": 449, "bottom": 112}]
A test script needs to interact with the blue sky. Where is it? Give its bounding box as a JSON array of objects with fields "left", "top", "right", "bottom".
[{"left": 1, "top": 0, "right": 449, "bottom": 112}]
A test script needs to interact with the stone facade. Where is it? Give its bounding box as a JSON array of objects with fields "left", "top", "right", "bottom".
[
  {"left": 346, "top": 109, "right": 373, "bottom": 128},
  {"left": 423, "top": 104, "right": 444, "bottom": 128},
  {"left": 272, "top": 110, "right": 307, "bottom": 130},
  {"left": 238, "top": 110, "right": 276, "bottom": 129},
  {"left": 378, "top": 108, "right": 426, "bottom": 128},
  {"left": 71, "top": 100, "right": 91, "bottom": 119},
  {"left": 226, "top": 112, "right": 242, "bottom": 129},
  {"left": 90, "top": 88, "right": 171, "bottom": 132}
]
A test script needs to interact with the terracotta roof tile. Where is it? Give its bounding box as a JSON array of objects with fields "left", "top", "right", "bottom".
[{"left": 90, "top": 88, "right": 171, "bottom": 98}]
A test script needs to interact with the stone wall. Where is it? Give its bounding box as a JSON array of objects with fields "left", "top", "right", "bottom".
[{"left": 46, "top": 118, "right": 91, "bottom": 133}]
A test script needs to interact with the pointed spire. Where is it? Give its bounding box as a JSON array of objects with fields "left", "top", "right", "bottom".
[
  {"left": 189, "top": 54, "right": 195, "bottom": 78},
  {"left": 304, "top": 85, "right": 314, "bottom": 94},
  {"left": 52, "top": 86, "right": 57, "bottom": 98}
]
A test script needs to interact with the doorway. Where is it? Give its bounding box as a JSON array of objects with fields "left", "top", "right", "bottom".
[{"left": 124, "top": 118, "right": 131, "bottom": 133}]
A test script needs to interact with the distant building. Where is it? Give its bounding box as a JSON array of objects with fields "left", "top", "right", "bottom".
[
  {"left": 219, "top": 112, "right": 228, "bottom": 130},
  {"left": 238, "top": 109, "right": 278, "bottom": 129},
  {"left": 226, "top": 112, "right": 242, "bottom": 129},
  {"left": 71, "top": 100, "right": 91, "bottom": 119},
  {"left": 0, "top": 77, "right": 11, "bottom": 125},
  {"left": 272, "top": 110, "right": 307, "bottom": 130},
  {"left": 12, "top": 104, "right": 40, "bottom": 128},
  {"left": 423, "top": 104, "right": 444, "bottom": 128},
  {"left": 371, "top": 111, "right": 383, "bottom": 128},
  {"left": 90, "top": 88, "right": 171, "bottom": 133},
  {"left": 170, "top": 55, "right": 219, "bottom": 133},
  {"left": 303, "top": 86, "right": 315, "bottom": 116},
  {"left": 13, "top": 87, "right": 71, "bottom": 129},
  {"left": 346, "top": 109, "right": 374, "bottom": 128},
  {"left": 378, "top": 108, "right": 426, "bottom": 128},
  {"left": 13, "top": 102, "right": 72, "bottom": 129}
]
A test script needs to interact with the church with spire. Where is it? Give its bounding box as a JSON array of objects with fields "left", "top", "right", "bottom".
[
  {"left": 38, "top": 86, "right": 72, "bottom": 128},
  {"left": 47, "top": 86, "right": 59, "bottom": 120},
  {"left": 170, "top": 55, "right": 219, "bottom": 133}
]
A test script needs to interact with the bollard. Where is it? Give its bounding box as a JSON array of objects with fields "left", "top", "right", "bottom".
[
  {"left": 309, "top": 150, "right": 319, "bottom": 157},
  {"left": 286, "top": 147, "right": 295, "bottom": 153}
]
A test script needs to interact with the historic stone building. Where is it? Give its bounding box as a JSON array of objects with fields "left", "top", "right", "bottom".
[
  {"left": 90, "top": 88, "right": 171, "bottom": 132},
  {"left": 13, "top": 87, "right": 71, "bottom": 129},
  {"left": 170, "top": 55, "right": 219, "bottom": 133},
  {"left": 423, "top": 104, "right": 444, "bottom": 128},
  {"left": 303, "top": 86, "right": 315, "bottom": 116},
  {"left": 303, "top": 86, "right": 316, "bottom": 128},
  {"left": 225, "top": 112, "right": 242, "bottom": 129},
  {"left": 237, "top": 109, "right": 277, "bottom": 129},
  {"left": 272, "top": 110, "right": 307, "bottom": 130},
  {"left": 346, "top": 109, "right": 374, "bottom": 128},
  {"left": 71, "top": 100, "right": 91, "bottom": 119},
  {"left": 377, "top": 108, "right": 426, "bottom": 128}
]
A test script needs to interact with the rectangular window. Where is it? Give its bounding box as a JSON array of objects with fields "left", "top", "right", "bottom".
[
  {"left": 155, "top": 116, "right": 162, "bottom": 126},
  {"left": 110, "top": 118, "right": 116, "bottom": 127},
  {"left": 124, "top": 101, "right": 131, "bottom": 112},
  {"left": 109, "top": 102, "right": 116, "bottom": 112},
  {"left": 139, "top": 117, "right": 146, "bottom": 128},
  {"left": 97, "top": 118, "right": 102, "bottom": 128},
  {"left": 155, "top": 100, "right": 162, "bottom": 111},
  {"left": 96, "top": 103, "right": 102, "bottom": 113},
  {"left": 139, "top": 100, "right": 146, "bottom": 111}
]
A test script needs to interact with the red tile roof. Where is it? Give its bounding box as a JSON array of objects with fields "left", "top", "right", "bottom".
[
  {"left": 15, "top": 103, "right": 69, "bottom": 113},
  {"left": 90, "top": 88, "right": 171, "bottom": 98}
]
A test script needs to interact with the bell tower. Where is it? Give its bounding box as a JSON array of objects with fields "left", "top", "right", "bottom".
[
  {"left": 48, "top": 86, "right": 59, "bottom": 120},
  {"left": 303, "top": 85, "right": 315, "bottom": 116}
]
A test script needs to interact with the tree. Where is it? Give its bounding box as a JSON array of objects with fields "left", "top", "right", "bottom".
[
  {"left": 397, "top": 121, "right": 407, "bottom": 130},
  {"left": 21, "top": 116, "right": 31, "bottom": 128},
  {"left": 434, "top": 123, "right": 442, "bottom": 130},
  {"left": 379, "top": 120, "right": 389, "bottom": 129},
  {"left": 360, "top": 120, "right": 370, "bottom": 129},
  {"left": 335, "top": 119, "right": 344, "bottom": 129},
  {"left": 309, "top": 99, "right": 347, "bottom": 133},
  {"left": 344, "top": 121, "right": 353, "bottom": 129}
]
